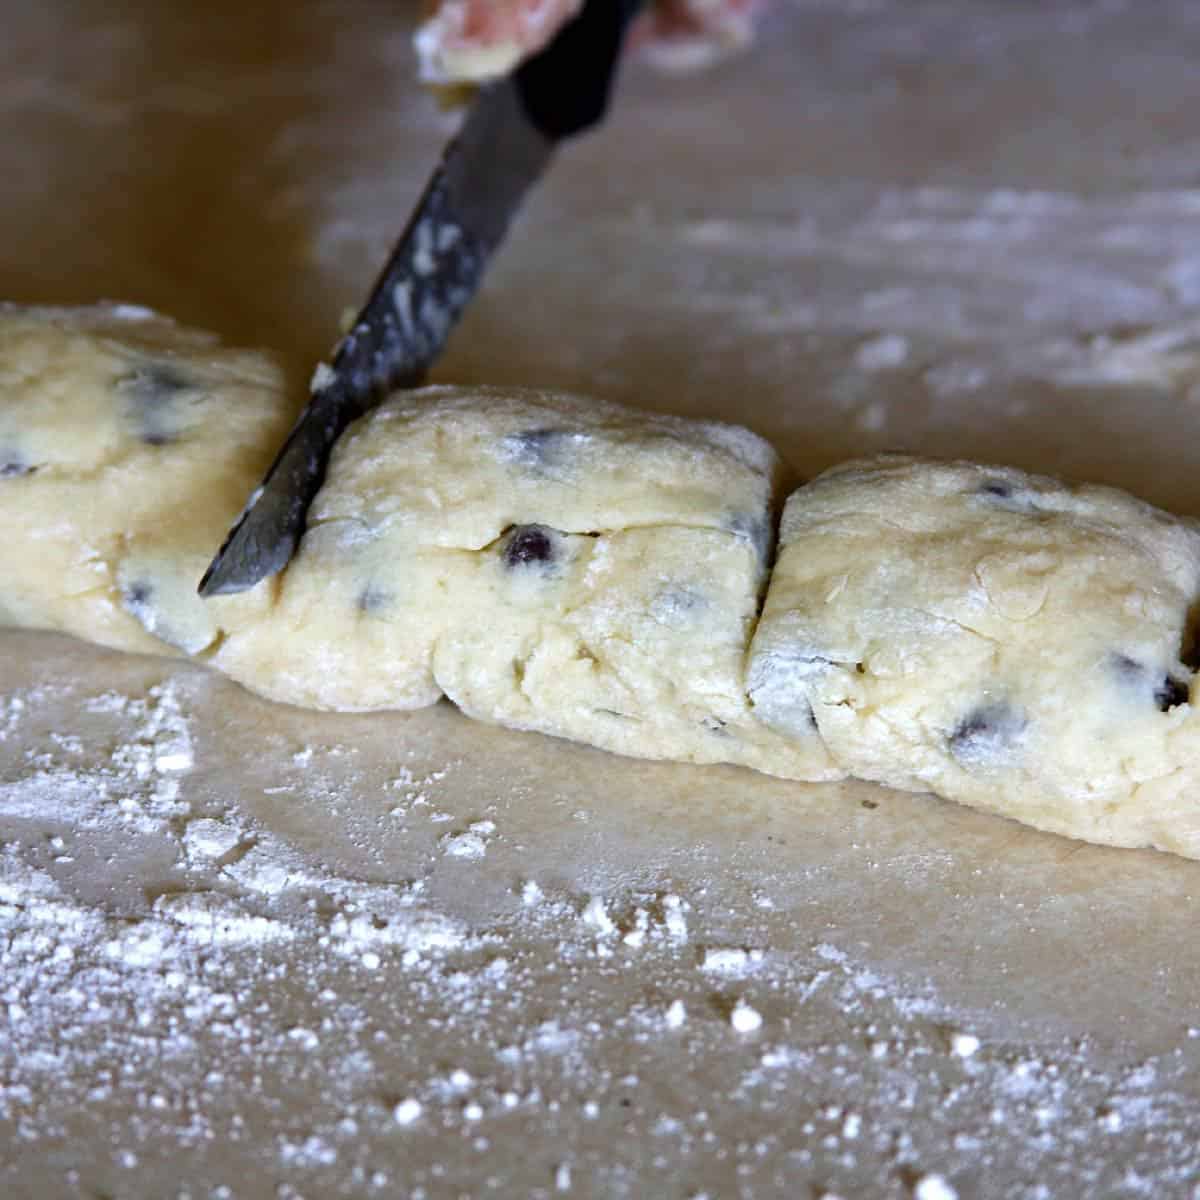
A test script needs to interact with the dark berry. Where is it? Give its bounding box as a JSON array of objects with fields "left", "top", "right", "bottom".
[
  {"left": 0, "top": 456, "right": 31, "bottom": 477},
  {"left": 120, "top": 362, "right": 192, "bottom": 447},
  {"left": 975, "top": 478, "right": 1038, "bottom": 513},
  {"left": 123, "top": 581, "right": 153, "bottom": 609},
  {"left": 949, "top": 702, "right": 1026, "bottom": 763},
  {"left": 1154, "top": 676, "right": 1190, "bottom": 712},
  {"left": 357, "top": 585, "right": 391, "bottom": 613},
  {"left": 503, "top": 524, "right": 557, "bottom": 569}
]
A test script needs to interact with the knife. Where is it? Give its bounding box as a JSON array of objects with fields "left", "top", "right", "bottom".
[{"left": 199, "top": 0, "right": 644, "bottom": 597}]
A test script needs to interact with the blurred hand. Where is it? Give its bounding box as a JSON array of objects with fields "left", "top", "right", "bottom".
[{"left": 415, "top": 0, "right": 766, "bottom": 84}]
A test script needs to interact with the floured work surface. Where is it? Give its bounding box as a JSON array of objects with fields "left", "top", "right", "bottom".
[{"left": 6, "top": 1, "right": 1200, "bottom": 1197}]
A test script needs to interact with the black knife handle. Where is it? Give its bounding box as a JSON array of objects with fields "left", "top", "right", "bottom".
[{"left": 516, "top": 0, "right": 646, "bottom": 139}]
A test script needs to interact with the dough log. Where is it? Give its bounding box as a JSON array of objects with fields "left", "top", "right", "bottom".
[{"left": 6, "top": 305, "right": 1200, "bottom": 858}]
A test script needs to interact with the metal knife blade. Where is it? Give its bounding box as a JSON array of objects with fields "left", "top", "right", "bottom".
[{"left": 198, "top": 0, "right": 643, "bottom": 597}]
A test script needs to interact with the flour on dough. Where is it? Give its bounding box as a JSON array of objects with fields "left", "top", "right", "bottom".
[{"left": 748, "top": 455, "right": 1200, "bottom": 858}]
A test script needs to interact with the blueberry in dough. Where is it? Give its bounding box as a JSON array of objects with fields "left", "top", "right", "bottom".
[
  {"left": 1155, "top": 676, "right": 1190, "bottom": 711},
  {"left": 119, "top": 362, "right": 193, "bottom": 446},
  {"left": 1111, "top": 652, "right": 1147, "bottom": 686},
  {"left": 357, "top": 585, "right": 391, "bottom": 614},
  {"left": 502, "top": 524, "right": 558, "bottom": 569},
  {"left": 974, "top": 478, "right": 1039, "bottom": 513},
  {"left": 949, "top": 702, "right": 1027, "bottom": 764},
  {"left": 979, "top": 479, "right": 1014, "bottom": 500},
  {"left": 120, "top": 581, "right": 157, "bottom": 626},
  {"left": 1, "top": 453, "right": 32, "bottom": 477},
  {"left": 1111, "top": 653, "right": 1191, "bottom": 712},
  {"left": 124, "top": 581, "right": 153, "bottom": 606},
  {"left": 124, "top": 362, "right": 191, "bottom": 401}
]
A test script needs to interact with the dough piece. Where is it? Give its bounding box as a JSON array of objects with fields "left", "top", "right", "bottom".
[
  {"left": 0, "top": 304, "right": 296, "bottom": 656},
  {"left": 216, "top": 388, "right": 841, "bottom": 780},
  {"left": 748, "top": 455, "right": 1200, "bottom": 858}
]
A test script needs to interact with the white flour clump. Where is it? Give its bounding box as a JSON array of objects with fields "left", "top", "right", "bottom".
[
  {"left": 0, "top": 682, "right": 193, "bottom": 835},
  {"left": 730, "top": 999, "right": 763, "bottom": 1033},
  {"left": 950, "top": 1032, "right": 981, "bottom": 1059},
  {"left": 914, "top": 1174, "right": 958, "bottom": 1200}
]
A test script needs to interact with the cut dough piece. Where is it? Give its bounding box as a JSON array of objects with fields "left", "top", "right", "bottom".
[
  {"left": 0, "top": 304, "right": 296, "bottom": 657},
  {"left": 748, "top": 455, "right": 1200, "bottom": 858},
  {"left": 434, "top": 523, "right": 803, "bottom": 773},
  {"left": 215, "top": 388, "right": 840, "bottom": 779}
]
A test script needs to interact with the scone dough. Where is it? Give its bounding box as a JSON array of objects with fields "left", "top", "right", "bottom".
[
  {"left": 9, "top": 305, "right": 1200, "bottom": 856},
  {"left": 748, "top": 456, "right": 1200, "bottom": 858}
]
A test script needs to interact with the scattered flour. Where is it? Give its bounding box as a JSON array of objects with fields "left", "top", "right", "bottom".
[
  {"left": 664, "top": 999, "right": 688, "bottom": 1030},
  {"left": 855, "top": 332, "right": 911, "bottom": 371},
  {"left": 0, "top": 682, "right": 193, "bottom": 835},
  {"left": 3, "top": 672, "right": 1200, "bottom": 1197},
  {"left": 439, "top": 819, "right": 496, "bottom": 860}
]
